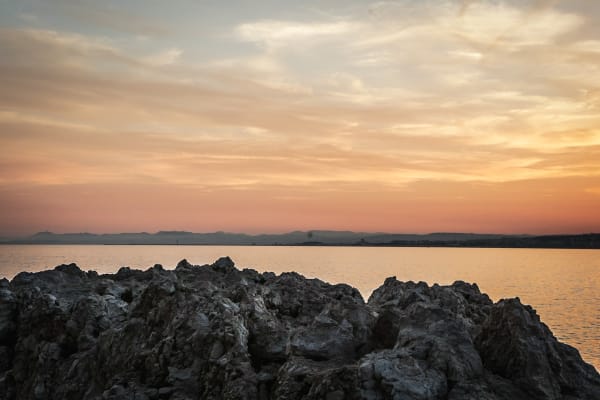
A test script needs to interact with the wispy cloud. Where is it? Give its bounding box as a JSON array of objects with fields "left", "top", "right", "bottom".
[
  {"left": 144, "top": 48, "right": 183, "bottom": 66},
  {"left": 236, "top": 20, "right": 359, "bottom": 48}
]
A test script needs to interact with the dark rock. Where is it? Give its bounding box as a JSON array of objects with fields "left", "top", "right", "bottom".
[
  {"left": 212, "top": 256, "right": 236, "bottom": 274},
  {"left": 476, "top": 298, "right": 600, "bottom": 399},
  {"left": 54, "top": 263, "right": 86, "bottom": 278},
  {"left": 0, "top": 258, "right": 598, "bottom": 399},
  {"left": 0, "top": 286, "right": 17, "bottom": 345},
  {"left": 175, "top": 259, "right": 192, "bottom": 270}
]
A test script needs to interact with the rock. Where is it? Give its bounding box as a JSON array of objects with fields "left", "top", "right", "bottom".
[
  {"left": 0, "top": 258, "right": 598, "bottom": 399},
  {"left": 0, "top": 286, "right": 17, "bottom": 344},
  {"left": 175, "top": 259, "right": 192, "bottom": 270},
  {"left": 359, "top": 350, "right": 447, "bottom": 399},
  {"left": 54, "top": 263, "right": 86, "bottom": 278},
  {"left": 212, "top": 257, "right": 236, "bottom": 274},
  {"left": 476, "top": 298, "right": 600, "bottom": 399}
]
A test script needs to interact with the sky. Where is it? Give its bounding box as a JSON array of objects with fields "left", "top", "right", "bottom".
[{"left": 0, "top": 0, "right": 599, "bottom": 235}]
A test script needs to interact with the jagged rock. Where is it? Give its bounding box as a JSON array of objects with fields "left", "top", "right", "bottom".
[
  {"left": 0, "top": 259, "right": 598, "bottom": 399},
  {"left": 476, "top": 298, "right": 600, "bottom": 399}
]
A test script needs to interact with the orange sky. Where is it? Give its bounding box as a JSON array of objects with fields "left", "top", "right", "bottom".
[{"left": 1, "top": 0, "right": 600, "bottom": 235}]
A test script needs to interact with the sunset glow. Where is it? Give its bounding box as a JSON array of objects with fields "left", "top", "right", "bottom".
[{"left": 1, "top": 0, "right": 600, "bottom": 235}]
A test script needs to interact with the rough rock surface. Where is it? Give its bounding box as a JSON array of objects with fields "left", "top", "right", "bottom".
[{"left": 0, "top": 257, "right": 598, "bottom": 400}]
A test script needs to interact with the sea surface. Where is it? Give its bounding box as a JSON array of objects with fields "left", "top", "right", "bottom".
[{"left": 0, "top": 245, "right": 598, "bottom": 370}]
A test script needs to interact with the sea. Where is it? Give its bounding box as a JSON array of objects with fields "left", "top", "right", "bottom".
[{"left": 0, "top": 245, "right": 598, "bottom": 370}]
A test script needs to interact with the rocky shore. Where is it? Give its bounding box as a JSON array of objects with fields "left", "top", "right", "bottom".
[{"left": 0, "top": 257, "right": 598, "bottom": 400}]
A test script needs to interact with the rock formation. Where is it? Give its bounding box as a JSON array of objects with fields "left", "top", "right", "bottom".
[{"left": 0, "top": 257, "right": 598, "bottom": 399}]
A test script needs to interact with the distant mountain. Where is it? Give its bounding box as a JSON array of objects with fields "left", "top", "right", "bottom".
[
  {"left": 1, "top": 231, "right": 599, "bottom": 248},
  {"left": 3, "top": 230, "right": 374, "bottom": 245}
]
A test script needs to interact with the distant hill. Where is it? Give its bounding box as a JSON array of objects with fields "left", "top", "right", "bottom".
[{"left": 2, "top": 231, "right": 599, "bottom": 248}]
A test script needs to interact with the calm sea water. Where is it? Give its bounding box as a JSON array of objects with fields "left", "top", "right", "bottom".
[{"left": 0, "top": 245, "right": 598, "bottom": 370}]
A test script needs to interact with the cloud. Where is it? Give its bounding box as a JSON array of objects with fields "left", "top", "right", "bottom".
[
  {"left": 144, "top": 48, "right": 183, "bottom": 66},
  {"left": 0, "top": 28, "right": 132, "bottom": 70},
  {"left": 585, "top": 187, "right": 600, "bottom": 195},
  {"left": 458, "top": 0, "right": 477, "bottom": 17},
  {"left": 572, "top": 40, "right": 600, "bottom": 53},
  {"left": 447, "top": 2, "right": 582, "bottom": 48},
  {"left": 236, "top": 20, "right": 358, "bottom": 48}
]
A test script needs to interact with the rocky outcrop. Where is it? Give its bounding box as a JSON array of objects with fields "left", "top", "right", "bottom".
[{"left": 0, "top": 258, "right": 598, "bottom": 400}]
